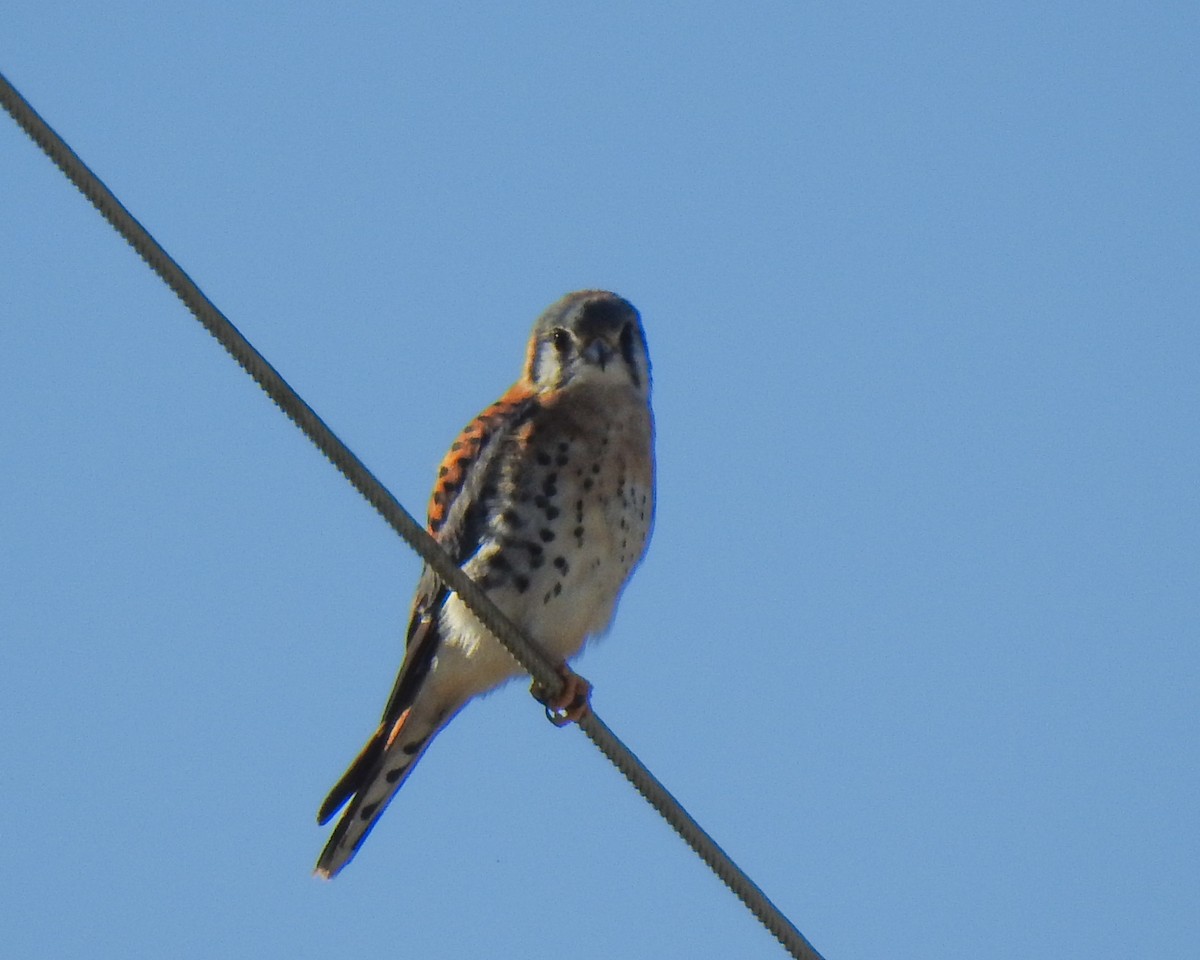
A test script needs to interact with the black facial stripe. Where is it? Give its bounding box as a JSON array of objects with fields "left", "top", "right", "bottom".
[{"left": 619, "top": 322, "right": 641, "bottom": 388}]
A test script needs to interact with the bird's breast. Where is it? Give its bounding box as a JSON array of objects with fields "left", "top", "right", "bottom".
[{"left": 444, "top": 385, "right": 654, "bottom": 674}]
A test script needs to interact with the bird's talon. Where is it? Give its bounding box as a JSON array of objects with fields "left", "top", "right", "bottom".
[
  {"left": 544, "top": 704, "right": 571, "bottom": 727},
  {"left": 531, "top": 667, "right": 592, "bottom": 727}
]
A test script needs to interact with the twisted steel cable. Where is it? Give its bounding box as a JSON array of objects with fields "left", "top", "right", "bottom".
[{"left": 1, "top": 69, "right": 826, "bottom": 960}]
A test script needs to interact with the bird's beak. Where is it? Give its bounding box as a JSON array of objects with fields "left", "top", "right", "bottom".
[{"left": 581, "top": 337, "right": 616, "bottom": 371}]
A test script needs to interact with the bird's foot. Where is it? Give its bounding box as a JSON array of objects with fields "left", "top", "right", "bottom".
[{"left": 531, "top": 666, "right": 592, "bottom": 727}]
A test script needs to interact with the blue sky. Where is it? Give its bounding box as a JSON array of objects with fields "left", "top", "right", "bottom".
[{"left": 2, "top": 3, "right": 1197, "bottom": 958}]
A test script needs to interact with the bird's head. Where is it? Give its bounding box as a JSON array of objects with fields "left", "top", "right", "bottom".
[{"left": 524, "top": 290, "right": 650, "bottom": 399}]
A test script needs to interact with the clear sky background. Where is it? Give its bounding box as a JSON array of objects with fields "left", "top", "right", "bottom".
[{"left": 2, "top": 4, "right": 1196, "bottom": 959}]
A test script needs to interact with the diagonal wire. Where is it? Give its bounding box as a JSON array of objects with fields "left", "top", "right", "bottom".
[{"left": 1, "top": 68, "right": 827, "bottom": 960}]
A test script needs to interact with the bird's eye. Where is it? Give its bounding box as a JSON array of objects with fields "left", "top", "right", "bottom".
[{"left": 550, "top": 328, "right": 572, "bottom": 352}]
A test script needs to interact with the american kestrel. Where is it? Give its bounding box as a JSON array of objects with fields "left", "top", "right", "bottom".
[{"left": 315, "top": 290, "right": 655, "bottom": 878}]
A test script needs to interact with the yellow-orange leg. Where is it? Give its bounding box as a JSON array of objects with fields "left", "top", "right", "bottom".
[{"left": 531, "top": 666, "right": 592, "bottom": 727}]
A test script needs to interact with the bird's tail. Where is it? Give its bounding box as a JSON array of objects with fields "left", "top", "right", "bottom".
[{"left": 314, "top": 706, "right": 443, "bottom": 878}]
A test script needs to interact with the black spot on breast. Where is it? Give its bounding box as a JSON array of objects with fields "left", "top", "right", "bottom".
[
  {"left": 553, "top": 583, "right": 562, "bottom": 597},
  {"left": 591, "top": 463, "right": 601, "bottom": 475},
  {"left": 536, "top": 450, "right": 552, "bottom": 466},
  {"left": 554, "top": 556, "right": 569, "bottom": 573},
  {"left": 544, "top": 505, "right": 560, "bottom": 520},
  {"left": 514, "top": 575, "right": 530, "bottom": 593},
  {"left": 583, "top": 477, "right": 594, "bottom": 492},
  {"left": 385, "top": 767, "right": 406, "bottom": 784},
  {"left": 491, "top": 553, "right": 510, "bottom": 571},
  {"left": 542, "top": 474, "right": 558, "bottom": 496},
  {"left": 360, "top": 801, "right": 380, "bottom": 821},
  {"left": 401, "top": 739, "right": 425, "bottom": 756},
  {"left": 502, "top": 509, "right": 523, "bottom": 528},
  {"left": 534, "top": 494, "right": 548, "bottom": 508},
  {"left": 539, "top": 528, "right": 556, "bottom": 542}
]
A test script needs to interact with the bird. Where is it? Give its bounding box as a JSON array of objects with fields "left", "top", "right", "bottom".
[{"left": 315, "top": 289, "right": 655, "bottom": 878}]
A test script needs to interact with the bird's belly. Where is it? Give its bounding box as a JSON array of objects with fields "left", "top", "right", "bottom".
[
  {"left": 426, "top": 388, "right": 653, "bottom": 708},
  {"left": 432, "top": 519, "right": 638, "bottom": 698}
]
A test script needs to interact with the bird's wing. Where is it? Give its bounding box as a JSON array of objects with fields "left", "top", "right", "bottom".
[
  {"left": 315, "top": 385, "right": 539, "bottom": 835},
  {"left": 377, "top": 383, "right": 539, "bottom": 723}
]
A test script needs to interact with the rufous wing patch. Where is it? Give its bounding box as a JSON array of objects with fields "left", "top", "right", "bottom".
[{"left": 426, "top": 385, "right": 535, "bottom": 535}]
